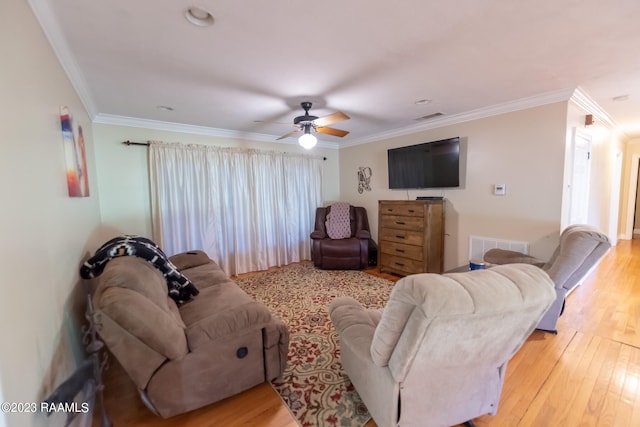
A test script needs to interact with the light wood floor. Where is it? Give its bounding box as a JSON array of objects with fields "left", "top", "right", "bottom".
[{"left": 95, "top": 240, "right": 640, "bottom": 427}]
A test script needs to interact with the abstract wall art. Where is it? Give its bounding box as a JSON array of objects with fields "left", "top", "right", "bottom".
[{"left": 60, "top": 106, "right": 89, "bottom": 197}]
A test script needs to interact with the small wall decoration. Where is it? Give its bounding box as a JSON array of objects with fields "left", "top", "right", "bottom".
[
  {"left": 60, "top": 106, "right": 89, "bottom": 197},
  {"left": 357, "top": 166, "right": 372, "bottom": 194}
]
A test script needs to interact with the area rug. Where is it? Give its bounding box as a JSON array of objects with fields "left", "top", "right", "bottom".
[{"left": 235, "top": 262, "right": 396, "bottom": 427}]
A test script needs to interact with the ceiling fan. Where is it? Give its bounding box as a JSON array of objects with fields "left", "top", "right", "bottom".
[{"left": 275, "top": 102, "right": 350, "bottom": 149}]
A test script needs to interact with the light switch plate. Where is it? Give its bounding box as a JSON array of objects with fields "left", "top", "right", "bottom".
[{"left": 494, "top": 184, "right": 506, "bottom": 196}]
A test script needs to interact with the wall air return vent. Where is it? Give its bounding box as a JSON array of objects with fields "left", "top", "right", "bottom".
[
  {"left": 468, "top": 235, "right": 529, "bottom": 262},
  {"left": 415, "top": 112, "right": 444, "bottom": 121}
]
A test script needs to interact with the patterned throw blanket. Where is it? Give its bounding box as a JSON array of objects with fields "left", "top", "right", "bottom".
[
  {"left": 80, "top": 235, "right": 199, "bottom": 303},
  {"left": 326, "top": 202, "right": 352, "bottom": 239}
]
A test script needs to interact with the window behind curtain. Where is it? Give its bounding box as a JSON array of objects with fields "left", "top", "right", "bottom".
[{"left": 149, "top": 142, "right": 323, "bottom": 275}]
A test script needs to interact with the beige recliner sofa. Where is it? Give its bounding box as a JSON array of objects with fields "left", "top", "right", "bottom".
[
  {"left": 329, "top": 264, "right": 555, "bottom": 427},
  {"left": 483, "top": 224, "right": 611, "bottom": 333},
  {"left": 92, "top": 250, "right": 289, "bottom": 418}
]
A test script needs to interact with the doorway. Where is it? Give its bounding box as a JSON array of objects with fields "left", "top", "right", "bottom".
[
  {"left": 633, "top": 161, "right": 640, "bottom": 239},
  {"left": 624, "top": 153, "right": 640, "bottom": 240},
  {"left": 568, "top": 128, "right": 592, "bottom": 226}
]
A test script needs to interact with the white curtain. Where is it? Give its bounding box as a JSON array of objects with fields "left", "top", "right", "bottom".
[{"left": 149, "top": 142, "right": 323, "bottom": 276}]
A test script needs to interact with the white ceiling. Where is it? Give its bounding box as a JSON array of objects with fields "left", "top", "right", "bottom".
[{"left": 31, "top": 0, "right": 640, "bottom": 144}]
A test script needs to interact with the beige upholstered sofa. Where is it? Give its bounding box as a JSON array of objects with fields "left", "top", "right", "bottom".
[
  {"left": 330, "top": 264, "right": 555, "bottom": 427},
  {"left": 92, "top": 250, "right": 289, "bottom": 418},
  {"left": 484, "top": 224, "right": 611, "bottom": 333}
]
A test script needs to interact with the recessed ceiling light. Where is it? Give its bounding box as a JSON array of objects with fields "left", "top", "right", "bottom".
[
  {"left": 157, "top": 105, "right": 174, "bottom": 111},
  {"left": 414, "top": 99, "right": 432, "bottom": 105},
  {"left": 185, "top": 7, "right": 214, "bottom": 27},
  {"left": 613, "top": 94, "right": 630, "bottom": 102}
]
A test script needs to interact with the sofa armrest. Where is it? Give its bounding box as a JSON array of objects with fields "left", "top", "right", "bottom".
[
  {"left": 483, "top": 248, "right": 545, "bottom": 267},
  {"left": 329, "top": 297, "right": 380, "bottom": 370},
  {"left": 95, "top": 309, "right": 167, "bottom": 390},
  {"left": 97, "top": 288, "right": 188, "bottom": 360},
  {"left": 356, "top": 230, "right": 371, "bottom": 239},
  {"left": 263, "top": 319, "right": 290, "bottom": 380},
  {"left": 310, "top": 230, "right": 326, "bottom": 239},
  {"left": 329, "top": 297, "right": 381, "bottom": 334},
  {"left": 169, "top": 250, "right": 212, "bottom": 270}
]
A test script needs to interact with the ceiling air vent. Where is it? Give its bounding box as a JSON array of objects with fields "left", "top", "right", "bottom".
[{"left": 415, "top": 112, "right": 444, "bottom": 121}]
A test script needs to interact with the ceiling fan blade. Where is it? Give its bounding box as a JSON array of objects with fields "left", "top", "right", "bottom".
[
  {"left": 276, "top": 128, "right": 301, "bottom": 140},
  {"left": 312, "top": 111, "right": 350, "bottom": 127},
  {"left": 316, "top": 126, "right": 349, "bottom": 138}
]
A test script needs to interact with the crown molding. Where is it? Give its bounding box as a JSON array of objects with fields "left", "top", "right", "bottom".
[
  {"left": 569, "top": 87, "right": 617, "bottom": 128},
  {"left": 341, "top": 88, "right": 577, "bottom": 148},
  {"left": 91, "top": 88, "right": 611, "bottom": 151},
  {"left": 27, "top": 0, "right": 97, "bottom": 118},
  {"left": 93, "top": 114, "right": 341, "bottom": 149},
  {"left": 94, "top": 87, "right": 580, "bottom": 150}
]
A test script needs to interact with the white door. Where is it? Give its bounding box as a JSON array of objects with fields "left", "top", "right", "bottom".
[
  {"left": 568, "top": 128, "right": 592, "bottom": 225},
  {"left": 608, "top": 152, "right": 622, "bottom": 245}
]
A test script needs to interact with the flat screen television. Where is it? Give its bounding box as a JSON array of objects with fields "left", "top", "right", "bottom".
[{"left": 387, "top": 137, "right": 460, "bottom": 189}]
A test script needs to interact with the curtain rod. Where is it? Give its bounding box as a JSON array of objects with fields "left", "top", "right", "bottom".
[
  {"left": 122, "top": 140, "right": 150, "bottom": 146},
  {"left": 121, "top": 140, "right": 326, "bottom": 160}
]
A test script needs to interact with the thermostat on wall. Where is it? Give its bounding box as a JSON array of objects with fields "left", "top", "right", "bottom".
[{"left": 494, "top": 184, "right": 506, "bottom": 196}]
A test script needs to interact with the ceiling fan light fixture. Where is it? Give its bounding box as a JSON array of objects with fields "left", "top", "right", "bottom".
[
  {"left": 273, "top": 102, "right": 348, "bottom": 145},
  {"left": 298, "top": 126, "right": 317, "bottom": 149}
]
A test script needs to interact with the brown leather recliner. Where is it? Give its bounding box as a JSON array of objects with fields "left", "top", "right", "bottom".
[{"left": 310, "top": 205, "right": 371, "bottom": 270}]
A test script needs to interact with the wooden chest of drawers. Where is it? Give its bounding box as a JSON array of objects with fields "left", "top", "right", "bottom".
[{"left": 378, "top": 200, "right": 444, "bottom": 276}]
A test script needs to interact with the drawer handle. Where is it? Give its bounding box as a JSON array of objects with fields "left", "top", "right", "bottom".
[
  {"left": 408, "top": 209, "right": 415, "bottom": 213},
  {"left": 395, "top": 249, "right": 405, "bottom": 253},
  {"left": 395, "top": 262, "right": 405, "bottom": 267},
  {"left": 395, "top": 221, "right": 406, "bottom": 225},
  {"left": 395, "top": 235, "right": 405, "bottom": 239}
]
